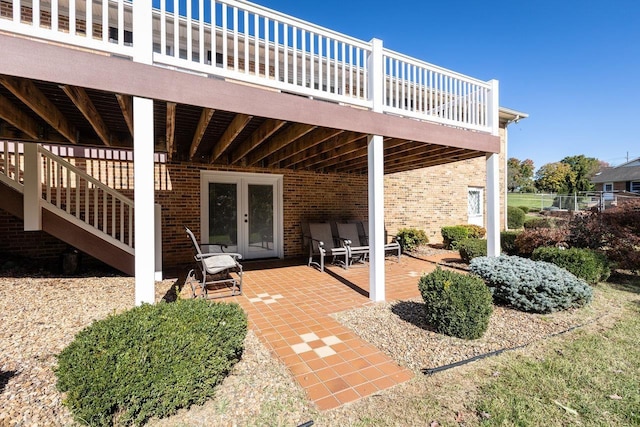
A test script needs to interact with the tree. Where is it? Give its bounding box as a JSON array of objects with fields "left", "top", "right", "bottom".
[
  {"left": 507, "top": 158, "right": 535, "bottom": 192},
  {"left": 535, "top": 162, "right": 575, "bottom": 193},
  {"left": 560, "top": 155, "right": 601, "bottom": 193}
]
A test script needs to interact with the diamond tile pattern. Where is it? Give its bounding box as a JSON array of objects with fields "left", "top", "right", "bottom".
[{"left": 196, "top": 255, "right": 450, "bottom": 410}]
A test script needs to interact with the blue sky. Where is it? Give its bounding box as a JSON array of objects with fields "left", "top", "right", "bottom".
[{"left": 252, "top": 0, "right": 640, "bottom": 170}]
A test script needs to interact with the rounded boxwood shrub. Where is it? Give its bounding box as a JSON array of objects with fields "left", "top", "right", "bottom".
[
  {"left": 55, "top": 299, "right": 247, "bottom": 426},
  {"left": 441, "top": 226, "right": 470, "bottom": 249},
  {"left": 532, "top": 247, "right": 610, "bottom": 284},
  {"left": 470, "top": 255, "right": 593, "bottom": 313},
  {"left": 418, "top": 267, "right": 493, "bottom": 339},
  {"left": 458, "top": 238, "right": 487, "bottom": 263},
  {"left": 396, "top": 227, "right": 429, "bottom": 252},
  {"left": 507, "top": 206, "right": 526, "bottom": 229},
  {"left": 500, "top": 231, "right": 521, "bottom": 256}
]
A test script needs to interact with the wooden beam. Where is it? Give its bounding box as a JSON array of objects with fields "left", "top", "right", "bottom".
[
  {"left": 115, "top": 94, "right": 134, "bottom": 136},
  {"left": 284, "top": 131, "right": 362, "bottom": 168},
  {"left": 0, "top": 75, "right": 77, "bottom": 143},
  {"left": 246, "top": 123, "right": 315, "bottom": 166},
  {"left": 297, "top": 137, "right": 368, "bottom": 170},
  {"left": 189, "top": 107, "right": 215, "bottom": 160},
  {"left": 267, "top": 128, "right": 343, "bottom": 167},
  {"left": 336, "top": 142, "right": 448, "bottom": 173},
  {"left": 0, "top": 94, "right": 40, "bottom": 139},
  {"left": 166, "top": 102, "right": 176, "bottom": 160},
  {"left": 61, "top": 85, "right": 112, "bottom": 146},
  {"left": 384, "top": 151, "right": 483, "bottom": 174},
  {"left": 230, "top": 119, "right": 286, "bottom": 164},
  {"left": 210, "top": 113, "right": 253, "bottom": 163}
]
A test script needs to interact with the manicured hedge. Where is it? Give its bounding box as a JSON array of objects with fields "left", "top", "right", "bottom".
[
  {"left": 458, "top": 238, "right": 487, "bottom": 263},
  {"left": 532, "top": 247, "right": 610, "bottom": 284},
  {"left": 507, "top": 206, "right": 526, "bottom": 229},
  {"left": 441, "top": 225, "right": 486, "bottom": 250},
  {"left": 56, "top": 299, "right": 247, "bottom": 426},
  {"left": 418, "top": 267, "right": 493, "bottom": 339}
]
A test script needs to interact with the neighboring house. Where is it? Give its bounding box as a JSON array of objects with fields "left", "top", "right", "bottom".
[
  {"left": 0, "top": 0, "right": 524, "bottom": 302},
  {"left": 592, "top": 158, "right": 640, "bottom": 194}
]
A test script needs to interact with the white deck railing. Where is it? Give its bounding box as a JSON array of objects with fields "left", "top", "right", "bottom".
[
  {"left": 0, "top": 141, "right": 135, "bottom": 253},
  {"left": 0, "top": 0, "right": 497, "bottom": 133}
]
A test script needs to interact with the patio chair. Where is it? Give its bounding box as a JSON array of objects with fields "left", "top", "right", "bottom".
[
  {"left": 360, "top": 221, "right": 401, "bottom": 262},
  {"left": 185, "top": 226, "right": 243, "bottom": 299},
  {"left": 336, "top": 222, "right": 369, "bottom": 266},
  {"left": 306, "top": 222, "right": 350, "bottom": 272}
]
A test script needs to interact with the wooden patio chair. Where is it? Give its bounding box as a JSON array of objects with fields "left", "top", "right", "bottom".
[
  {"left": 185, "top": 226, "right": 243, "bottom": 299},
  {"left": 306, "top": 222, "right": 350, "bottom": 272}
]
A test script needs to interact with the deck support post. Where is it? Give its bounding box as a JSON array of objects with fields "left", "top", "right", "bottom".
[
  {"left": 486, "top": 79, "right": 500, "bottom": 257},
  {"left": 367, "top": 38, "right": 385, "bottom": 302},
  {"left": 134, "top": 96, "right": 156, "bottom": 305},
  {"left": 23, "top": 142, "right": 42, "bottom": 231}
]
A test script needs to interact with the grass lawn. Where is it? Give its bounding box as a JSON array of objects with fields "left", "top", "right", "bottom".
[{"left": 508, "top": 193, "right": 555, "bottom": 211}]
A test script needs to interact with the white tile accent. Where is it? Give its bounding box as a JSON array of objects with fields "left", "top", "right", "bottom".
[
  {"left": 322, "top": 336, "right": 341, "bottom": 346},
  {"left": 300, "top": 332, "right": 320, "bottom": 342},
  {"left": 291, "top": 343, "right": 312, "bottom": 354},
  {"left": 249, "top": 292, "right": 284, "bottom": 304},
  {"left": 314, "top": 346, "right": 337, "bottom": 358}
]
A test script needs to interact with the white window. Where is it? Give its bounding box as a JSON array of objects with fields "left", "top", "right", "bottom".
[{"left": 604, "top": 183, "right": 614, "bottom": 200}]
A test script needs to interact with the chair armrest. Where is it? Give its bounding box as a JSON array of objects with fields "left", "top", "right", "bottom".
[
  {"left": 201, "top": 242, "right": 229, "bottom": 253},
  {"left": 336, "top": 237, "right": 352, "bottom": 246},
  {"left": 305, "top": 235, "right": 326, "bottom": 248},
  {"left": 197, "top": 252, "right": 243, "bottom": 261}
]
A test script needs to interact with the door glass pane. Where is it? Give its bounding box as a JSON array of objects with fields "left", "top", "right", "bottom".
[
  {"left": 468, "top": 190, "right": 481, "bottom": 216},
  {"left": 209, "top": 182, "right": 237, "bottom": 250},
  {"left": 247, "top": 184, "right": 274, "bottom": 254}
]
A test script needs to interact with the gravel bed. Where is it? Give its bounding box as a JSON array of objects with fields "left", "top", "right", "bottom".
[
  {"left": 0, "top": 270, "right": 623, "bottom": 426},
  {"left": 332, "top": 294, "right": 609, "bottom": 373}
]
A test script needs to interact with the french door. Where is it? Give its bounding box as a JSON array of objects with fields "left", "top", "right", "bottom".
[{"left": 201, "top": 171, "right": 283, "bottom": 259}]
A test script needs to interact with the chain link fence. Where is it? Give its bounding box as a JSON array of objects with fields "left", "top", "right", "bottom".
[{"left": 508, "top": 191, "right": 640, "bottom": 212}]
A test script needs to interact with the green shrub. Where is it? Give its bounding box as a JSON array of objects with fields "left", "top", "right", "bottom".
[
  {"left": 465, "top": 224, "right": 487, "bottom": 239},
  {"left": 518, "top": 206, "right": 530, "bottom": 213},
  {"left": 524, "top": 217, "right": 555, "bottom": 229},
  {"left": 507, "top": 206, "right": 526, "bottom": 229},
  {"left": 441, "top": 226, "right": 469, "bottom": 249},
  {"left": 396, "top": 227, "right": 429, "bottom": 252},
  {"left": 55, "top": 299, "right": 247, "bottom": 426},
  {"left": 458, "top": 238, "right": 487, "bottom": 263},
  {"left": 418, "top": 267, "right": 493, "bottom": 339},
  {"left": 470, "top": 255, "right": 593, "bottom": 313},
  {"left": 532, "top": 247, "right": 610, "bottom": 284},
  {"left": 500, "top": 231, "right": 521, "bottom": 255}
]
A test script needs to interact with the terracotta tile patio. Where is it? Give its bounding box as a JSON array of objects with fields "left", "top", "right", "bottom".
[{"left": 194, "top": 255, "right": 443, "bottom": 410}]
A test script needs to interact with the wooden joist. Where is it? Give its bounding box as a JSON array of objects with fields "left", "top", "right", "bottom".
[
  {"left": 245, "top": 123, "right": 315, "bottom": 166},
  {"left": 283, "top": 131, "right": 362, "bottom": 168},
  {"left": 267, "top": 127, "right": 343, "bottom": 167},
  {"left": 189, "top": 107, "right": 215, "bottom": 160},
  {"left": 230, "top": 118, "right": 286, "bottom": 165},
  {"left": 210, "top": 113, "right": 252, "bottom": 163},
  {"left": 0, "top": 94, "right": 40, "bottom": 139},
  {"left": 166, "top": 102, "right": 176, "bottom": 160},
  {"left": 61, "top": 85, "right": 112, "bottom": 146},
  {"left": 0, "top": 75, "right": 77, "bottom": 143},
  {"left": 115, "top": 94, "right": 134, "bottom": 136}
]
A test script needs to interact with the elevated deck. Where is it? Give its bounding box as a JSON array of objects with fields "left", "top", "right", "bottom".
[{"left": 0, "top": 0, "right": 498, "bottom": 136}]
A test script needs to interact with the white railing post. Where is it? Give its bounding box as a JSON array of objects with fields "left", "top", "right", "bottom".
[
  {"left": 133, "top": 0, "right": 153, "bottom": 65},
  {"left": 155, "top": 203, "right": 163, "bottom": 281},
  {"left": 23, "top": 143, "right": 42, "bottom": 231},
  {"left": 486, "top": 152, "right": 501, "bottom": 257},
  {"left": 367, "top": 38, "right": 385, "bottom": 302},
  {"left": 488, "top": 79, "right": 500, "bottom": 136},
  {"left": 134, "top": 96, "right": 156, "bottom": 305}
]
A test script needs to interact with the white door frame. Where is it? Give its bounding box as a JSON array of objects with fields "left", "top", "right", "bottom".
[{"left": 200, "top": 170, "right": 284, "bottom": 259}]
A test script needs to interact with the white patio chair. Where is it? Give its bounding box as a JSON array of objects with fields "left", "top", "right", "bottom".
[{"left": 185, "top": 226, "right": 243, "bottom": 299}]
